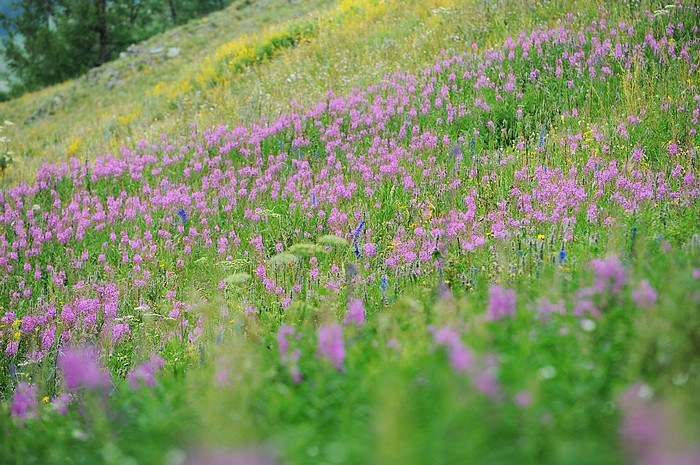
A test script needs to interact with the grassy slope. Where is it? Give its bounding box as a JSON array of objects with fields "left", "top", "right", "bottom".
[
  {"left": 0, "top": 0, "right": 333, "bottom": 179},
  {"left": 3, "top": 0, "right": 610, "bottom": 183}
]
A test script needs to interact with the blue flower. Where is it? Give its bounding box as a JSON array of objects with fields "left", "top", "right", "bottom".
[
  {"left": 353, "top": 221, "right": 365, "bottom": 243},
  {"left": 312, "top": 193, "right": 317, "bottom": 207},
  {"left": 177, "top": 208, "right": 187, "bottom": 225},
  {"left": 354, "top": 242, "right": 361, "bottom": 258},
  {"left": 558, "top": 249, "right": 566, "bottom": 265},
  {"left": 380, "top": 276, "right": 388, "bottom": 293},
  {"left": 539, "top": 128, "right": 546, "bottom": 148}
]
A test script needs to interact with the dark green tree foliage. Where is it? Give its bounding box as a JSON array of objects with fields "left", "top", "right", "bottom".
[
  {"left": 0, "top": 0, "right": 232, "bottom": 97},
  {"left": 0, "top": 0, "right": 71, "bottom": 92},
  {"left": 169, "top": 0, "right": 226, "bottom": 23}
]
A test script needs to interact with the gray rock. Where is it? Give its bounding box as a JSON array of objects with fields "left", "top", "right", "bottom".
[
  {"left": 149, "top": 46, "right": 164, "bottom": 54},
  {"left": 106, "top": 79, "right": 123, "bottom": 90},
  {"left": 105, "top": 70, "right": 124, "bottom": 90},
  {"left": 86, "top": 67, "right": 104, "bottom": 83},
  {"left": 26, "top": 95, "right": 63, "bottom": 122},
  {"left": 166, "top": 47, "right": 180, "bottom": 58}
]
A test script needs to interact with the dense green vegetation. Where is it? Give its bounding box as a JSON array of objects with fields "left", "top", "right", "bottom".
[{"left": 0, "top": 0, "right": 699, "bottom": 464}]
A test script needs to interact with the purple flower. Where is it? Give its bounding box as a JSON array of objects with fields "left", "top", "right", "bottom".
[
  {"left": 11, "top": 382, "right": 37, "bottom": 420},
  {"left": 58, "top": 346, "right": 111, "bottom": 391},
  {"left": 215, "top": 368, "right": 229, "bottom": 387},
  {"left": 618, "top": 383, "right": 662, "bottom": 459},
  {"left": 590, "top": 255, "right": 626, "bottom": 294},
  {"left": 433, "top": 326, "right": 474, "bottom": 373},
  {"left": 276, "top": 325, "right": 295, "bottom": 357},
  {"left": 185, "top": 447, "right": 279, "bottom": 465},
  {"left": 112, "top": 322, "right": 130, "bottom": 342},
  {"left": 52, "top": 393, "right": 72, "bottom": 415},
  {"left": 128, "top": 353, "right": 165, "bottom": 390},
  {"left": 632, "top": 147, "right": 643, "bottom": 162},
  {"left": 487, "top": 285, "right": 516, "bottom": 321},
  {"left": 343, "top": 298, "right": 366, "bottom": 326},
  {"left": 474, "top": 371, "right": 500, "bottom": 399},
  {"left": 619, "top": 383, "right": 700, "bottom": 465},
  {"left": 316, "top": 324, "right": 345, "bottom": 371},
  {"left": 6, "top": 341, "right": 19, "bottom": 355},
  {"left": 631, "top": 279, "right": 658, "bottom": 309},
  {"left": 515, "top": 390, "right": 532, "bottom": 408},
  {"left": 536, "top": 297, "right": 566, "bottom": 321}
]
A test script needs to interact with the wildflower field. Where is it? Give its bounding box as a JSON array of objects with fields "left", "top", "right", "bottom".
[{"left": 1, "top": 0, "right": 700, "bottom": 464}]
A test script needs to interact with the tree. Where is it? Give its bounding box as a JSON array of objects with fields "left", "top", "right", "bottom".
[
  {"left": 0, "top": 0, "right": 77, "bottom": 93},
  {"left": 0, "top": 0, "right": 232, "bottom": 97}
]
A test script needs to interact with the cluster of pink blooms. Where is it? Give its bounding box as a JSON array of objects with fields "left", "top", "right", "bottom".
[
  {"left": 10, "top": 345, "right": 164, "bottom": 419},
  {"left": 0, "top": 2, "right": 696, "bottom": 421},
  {"left": 619, "top": 382, "right": 700, "bottom": 465}
]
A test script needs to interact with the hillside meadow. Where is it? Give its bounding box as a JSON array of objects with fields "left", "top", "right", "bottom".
[{"left": 1, "top": 0, "right": 699, "bottom": 464}]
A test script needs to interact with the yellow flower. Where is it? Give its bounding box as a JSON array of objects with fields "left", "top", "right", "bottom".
[
  {"left": 67, "top": 136, "right": 82, "bottom": 155},
  {"left": 42, "top": 396, "right": 50, "bottom": 404},
  {"left": 537, "top": 234, "right": 546, "bottom": 240}
]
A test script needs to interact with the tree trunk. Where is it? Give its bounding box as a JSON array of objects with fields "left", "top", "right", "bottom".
[
  {"left": 167, "top": 0, "right": 177, "bottom": 24},
  {"left": 97, "top": 0, "right": 107, "bottom": 65}
]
